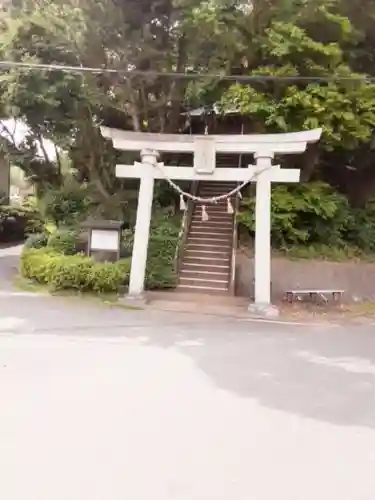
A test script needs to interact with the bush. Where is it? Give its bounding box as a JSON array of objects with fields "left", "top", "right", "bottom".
[
  {"left": 0, "top": 205, "right": 43, "bottom": 243},
  {"left": 39, "top": 180, "right": 92, "bottom": 227},
  {"left": 122, "top": 211, "right": 180, "bottom": 289},
  {"left": 24, "top": 232, "right": 49, "bottom": 249},
  {"left": 47, "top": 229, "right": 79, "bottom": 255},
  {"left": 21, "top": 210, "right": 181, "bottom": 294},
  {"left": 344, "top": 205, "right": 375, "bottom": 253},
  {"left": 146, "top": 213, "right": 180, "bottom": 289},
  {"left": 88, "top": 260, "right": 131, "bottom": 293},
  {"left": 238, "top": 182, "right": 351, "bottom": 248},
  {"left": 20, "top": 248, "right": 131, "bottom": 293}
]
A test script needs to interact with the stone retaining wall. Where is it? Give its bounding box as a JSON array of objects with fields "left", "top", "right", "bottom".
[{"left": 235, "top": 249, "right": 375, "bottom": 302}]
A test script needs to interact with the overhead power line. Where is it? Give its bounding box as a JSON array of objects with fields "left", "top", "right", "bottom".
[{"left": 0, "top": 60, "right": 374, "bottom": 83}]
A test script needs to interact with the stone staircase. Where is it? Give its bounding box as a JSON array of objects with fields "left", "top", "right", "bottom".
[{"left": 177, "top": 181, "right": 237, "bottom": 294}]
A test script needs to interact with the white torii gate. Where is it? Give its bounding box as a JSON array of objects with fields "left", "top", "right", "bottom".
[{"left": 101, "top": 126, "right": 322, "bottom": 310}]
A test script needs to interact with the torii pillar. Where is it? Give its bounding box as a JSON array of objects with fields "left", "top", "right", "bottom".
[{"left": 101, "top": 127, "right": 322, "bottom": 315}]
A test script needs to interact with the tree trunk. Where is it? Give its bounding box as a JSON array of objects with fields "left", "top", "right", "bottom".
[{"left": 300, "top": 146, "right": 320, "bottom": 182}]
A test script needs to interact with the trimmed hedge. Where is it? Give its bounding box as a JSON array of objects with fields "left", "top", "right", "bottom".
[
  {"left": 24, "top": 227, "right": 87, "bottom": 254},
  {"left": 47, "top": 229, "right": 78, "bottom": 255},
  {"left": 24, "top": 232, "right": 49, "bottom": 249},
  {"left": 21, "top": 211, "right": 180, "bottom": 294},
  {"left": 20, "top": 248, "right": 131, "bottom": 293}
]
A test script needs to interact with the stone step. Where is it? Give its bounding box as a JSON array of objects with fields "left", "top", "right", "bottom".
[
  {"left": 184, "top": 245, "right": 230, "bottom": 254},
  {"left": 198, "top": 187, "right": 236, "bottom": 192},
  {"left": 198, "top": 191, "right": 236, "bottom": 196},
  {"left": 184, "top": 251, "right": 230, "bottom": 261},
  {"left": 176, "top": 284, "right": 229, "bottom": 295},
  {"left": 190, "top": 221, "right": 233, "bottom": 228},
  {"left": 180, "top": 269, "right": 229, "bottom": 281},
  {"left": 189, "top": 227, "right": 233, "bottom": 234},
  {"left": 179, "top": 274, "right": 229, "bottom": 285},
  {"left": 183, "top": 255, "right": 230, "bottom": 266},
  {"left": 186, "top": 243, "right": 231, "bottom": 252},
  {"left": 197, "top": 195, "right": 234, "bottom": 201},
  {"left": 187, "top": 243, "right": 231, "bottom": 252},
  {"left": 200, "top": 182, "right": 236, "bottom": 187},
  {"left": 197, "top": 198, "right": 234, "bottom": 203},
  {"left": 182, "top": 261, "right": 230, "bottom": 270},
  {"left": 195, "top": 199, "right": 234, "bottom": 205},
  {"left": 192, "top": 209, "right": 232, "bottom": 217},
  {"left": 193, "top": 203, "right": 233, "bottom": 211},
  {"left": 191, "top": 214, "right": 233, "bottom": 221},
  {"left": 189, "top": 228, "right": 232, "bottom": 235},
  {"left": 197, "top": 190, "right": 236, "bottom": 195},
  {"left": 177, "top": 180, "right": 236, "bottom": 295},
  {"left": 190, "top": 222, "right": 232, "bottom": 229},
  {"left": 192, "top": 210, "right": 232, "bottom": 215},
  {"left": 190, "top": 220, "right": 233, "bottom": 227},
  {"left": 189, "top": 227, "right": 232, "bottom": 235},
  {"left": 188, "top": 234, "right": 232, "bottom": 243},
  {"left": 148, "top": 290, "right": 248, "bottom": 306},
  {"left": 178, "top": 277, "right": 229, "bottom": 290},
  {"left": 189, "top": 233, "right": 232, "bottom": 241},
  {"left": 194, "top": 200, "right": 234, "bottom": 206}
]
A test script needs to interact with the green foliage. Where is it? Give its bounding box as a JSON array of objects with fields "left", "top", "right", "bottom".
[
  {"left": 121, "top": 210, "right": 180, "bottom": 289},
  {"left": 24, "top": 232, "right": 49, "bottom": 249},
  {"left": 3, "top": 0, "right": 375, "bottom": 207},
  {"left": 21, "top": 209, "right": 180, "bottom": 293},
  {"left": 20, "top": 248, "right": 131, "bottom": 293},
  {"left": 344, "top": 205, "right": 375, "bottom": 252},
  {"left": 89, "top": 260, "right": 131, "bottom": 293},
  {"left": 238, "top": 183, "right": 347, "bottom": 247},
  {"left": 146, "top": 212, "right": 180, "bottom": 289},
  {"left": 39, "top": 180, "right": 92, "bottom": 227},
  {"left": 238, "top": 182, "right": 375, "bottom": 255},
  {"left": 47, "top": 229, "right": 79, "bottom": 255},
  {"left": 0, "top": 204, "right": 43, "bottom": 242},
  {"left": 217, "top": 0, "right": 375, "bottom": 186},
  {"left": 280, "top": 244, "right": 368, "bottom": 261}
]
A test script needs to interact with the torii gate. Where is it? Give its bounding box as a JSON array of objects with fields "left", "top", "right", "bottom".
[{"left": 101, "top": 126, "right": 322, "bottom": 312}]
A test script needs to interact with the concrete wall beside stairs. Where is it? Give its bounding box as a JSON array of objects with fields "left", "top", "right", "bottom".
[{"left": 235, "top": 248, "right": 375, "bottom": 303}]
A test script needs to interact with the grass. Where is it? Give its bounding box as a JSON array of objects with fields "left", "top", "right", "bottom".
[
  {"left": 240, "top": 240, "right": 375, "bottom": 262},
  {"left": 342, "top": 301, "right": 375, "bottom": 317},
  {"left": 13, "top": 275, "right": 144, "bottom": 310},
  {"left": 278, "top": 244, "right": 375, "bottom": 262},
  {"left": 13, "top": 275, "right": 50, "bottom": 294}
]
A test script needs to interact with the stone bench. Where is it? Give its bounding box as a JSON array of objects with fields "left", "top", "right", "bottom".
[{"left": 286, "top": 289, "right": 344, "bottom": 304}]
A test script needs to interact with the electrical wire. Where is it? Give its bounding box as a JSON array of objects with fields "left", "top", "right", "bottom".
[{"left": 0, "top": 60, "right": 373, "bottom": 83}]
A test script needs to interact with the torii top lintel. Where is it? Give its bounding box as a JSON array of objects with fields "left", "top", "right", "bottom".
[{"left": 100, "top": 126, "right": 322, "bottom": 156}]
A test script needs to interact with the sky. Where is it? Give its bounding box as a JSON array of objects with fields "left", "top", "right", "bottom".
[{"left": 0, "top": 118, "right": 56, "bottom": 160}]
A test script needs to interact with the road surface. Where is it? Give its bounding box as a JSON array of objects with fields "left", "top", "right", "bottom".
[{"left": 0, "top": 292, "right": 375, "bottom": 499}]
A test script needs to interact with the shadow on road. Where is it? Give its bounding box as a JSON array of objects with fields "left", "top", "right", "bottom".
[{"left": 131, "top": 318, "right": 375, "bottom": 429}]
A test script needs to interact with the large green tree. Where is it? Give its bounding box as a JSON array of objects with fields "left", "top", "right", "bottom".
[
  {"left": 0, "top": 0, "right": 252, "bottom": 210},
  {"left": 1, "top": 0, "right": 375, "bottom": 205},
  {"left": 219, "top": 0, "right": 375, "bottom": 186}
]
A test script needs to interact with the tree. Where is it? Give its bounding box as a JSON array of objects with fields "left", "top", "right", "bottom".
[
  {"left": 0, "top": 0, "right": 252, "bottom": 210},
  {"left": 1, "top": 0, "right": 375, "bottom": 205},
  {"left": 219, "top": 0, "right": 375, "bottom": 183}
]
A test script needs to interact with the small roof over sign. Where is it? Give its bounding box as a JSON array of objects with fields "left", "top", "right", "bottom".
[{"left": 81, "top": 219, "right": 124, "bottom": 231}]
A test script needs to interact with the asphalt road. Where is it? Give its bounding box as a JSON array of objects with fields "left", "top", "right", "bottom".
[{"left": 0, "top": 292, "right": 375, "bottom": 499}]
